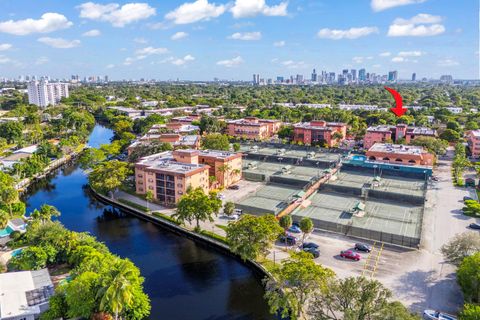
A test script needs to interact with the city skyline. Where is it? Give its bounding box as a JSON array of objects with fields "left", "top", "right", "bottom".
[{"left": 0, "top": 0, "right": 477, "bottom": 80}]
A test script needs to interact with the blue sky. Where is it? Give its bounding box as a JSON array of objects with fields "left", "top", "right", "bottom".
[{"left": 0, "top": 0, "right": 478, "bottom": 80}]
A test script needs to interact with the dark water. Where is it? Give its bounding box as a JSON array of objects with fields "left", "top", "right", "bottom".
[{"left": 23, "top": 125, "right": 272, "bottom": 320}]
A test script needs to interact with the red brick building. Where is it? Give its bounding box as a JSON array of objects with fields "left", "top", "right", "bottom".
[
  {"left": 364, "top": 124, "right": 437, "bottom": 149},
  {"left": 293, "top": 121, "right": 348, "bottom": 147},
  {"left": 226, "top": 117, "right": 282, "bottom": 140},
  {"left": 366, "top": 143, "right": 434, "bottom": 166}
]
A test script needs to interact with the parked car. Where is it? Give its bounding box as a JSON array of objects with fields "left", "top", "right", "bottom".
[
  {"left": 228, "top": 214, "right": 239, "bottom": 221},
  {"left": 228, "top": 185, "right": 240, "bottom": 190},
  {"left": 354, "top": 243, "right": 371, "bottom": 252},
  {"left": 288, "top": 225, "right": 302, "bottom": 233},
  {"left": 233, "top": 209, "right": 243, "bottom": 215},
  {"left": 463, "top": 196, "right": 473, "bottom": 202},
  {"left": 340, "top": 250, "right": 361, "bottom": 261},
  {"left": 303, "top": 247, "right": 320, "bottom": 258},
  {"left": 422, "top": 309, "right": 457, "bottom": 320},
  {"left": 302, "top": 242, "right": 319, "bottom": 249},
  {"left": 217, "top": 194, "right": 225, "bottom": 200},
  {"left": 469, "top": 223, "right": 480, "bottom": 230},
  {"left": 279, "top": 234, "right": 297, "bottom": 245}
]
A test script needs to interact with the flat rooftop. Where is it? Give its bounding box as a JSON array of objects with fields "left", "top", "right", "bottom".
[
  {"left": 243, "top": 160, "right": 321, "bottom": 182},
  {"left": 293, "top": 191, "right": 423, "bottom": 240},
  {"left": 368, "top": 143, "right": 426, "bottom": 155},
  {"left": 136, "top": 152, "right": 207, "bottom": 174},
  {"left": 240, "top": 145, "right": 341, "bottom": 162},
  {"left": 235, "top": 183, "right": 301, "bottom": 214}
]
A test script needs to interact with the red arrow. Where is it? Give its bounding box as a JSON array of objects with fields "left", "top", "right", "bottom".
[{"left": 385, "top": 86, "right": 406, "bottom": 117}]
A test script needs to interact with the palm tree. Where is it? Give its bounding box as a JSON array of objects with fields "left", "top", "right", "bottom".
[
  {"left": 299, "top": 217, "right": 314, "bottom": 243},
  {"left": 31, "top": 204, "right": 61, "bottom": 224},
  {"left": 0, "top": 209, "right": 9, "bottom": 229},
  {"left": 218, "top": 164, "right": 231, "bottom": 186},
  {"left": 279, "top": 215, "right": 292, "bottom": 248},
  {"left": 98, "top": 261, "right": 136, "bottom": 320},
  {"left": 145, "top": 191, "right": 154, "bottom": 213},
  {"left": 1, "top": 187, "right": 18, "bottom": 217}
]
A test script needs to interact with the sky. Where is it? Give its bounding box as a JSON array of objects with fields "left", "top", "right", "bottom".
[{"left": 0, "top": 0, "right": 478, "bottom": 81}]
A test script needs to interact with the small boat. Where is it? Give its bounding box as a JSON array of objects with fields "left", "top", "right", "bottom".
[{"left": 423, "top": 309, "right": 457, "bottom": 320}]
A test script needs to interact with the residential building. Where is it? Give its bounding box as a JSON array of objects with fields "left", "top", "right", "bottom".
[
  {"left": 135, "top": 149, "right": 242, "bottom": 204},
  {"left": 388, "top": 71, "right": 398, "bottom": 82},
  {"left": 363, "top": 124, "right": 437, "bottom": 149},
  {"left": 226, "top": 117, "right": 282, "bottom": 140},
  {"left": 366, "top": 143, "right": 434, "bottom": 166},
  {"left": 446, "top": 106, "right": 463, "bottom": 114},
  {"left": 27, "top": 80, "right": 69, "bottom": 108},
  {"left": 0, "top": 269, "right": 54, "bottom": 320},
  {"left": 293, "top": 120, "right": 348, "bottom": 147},
  {"left": 127, "top": 134, "right": 201, "bottom": 155},
  {"left": 467, "top": 130, "right": 480, "bottom": 157}
]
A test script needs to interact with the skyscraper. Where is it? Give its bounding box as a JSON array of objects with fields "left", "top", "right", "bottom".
[
  {"left": 411, "top": 73, "right": 416, "bottom": 82},
  {"left": 388, "top": 71, "right": 398, "bottom": 82},
  {"left": 27, "top": 80, "right": 69, "bottom": 108},
  {"left": 359, "top": 69, "right": 366, "bottom": 82},
  {"left": 311, "top": 69, "right": 317, "bottom": 82},
  {"left": 351, "top": 69, "right": 357, "bottom": 81}
]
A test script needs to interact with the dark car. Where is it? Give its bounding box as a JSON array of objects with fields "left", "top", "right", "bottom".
[
  {"left": 288, "top": 225, "right": 302, "bottom": 233},
  {"left": 340, "top": 250, "right": 361, "bottom": 261},
  {"left": 354, "top": 243, "right": 371, "bottom": 252},
  {"left": 303, "top": 247, "right": 320, "bottom": 258},
  {"left": 469, "top": 223, "right": 480, "bottom": 230},
  {"left": 302, "top": 242, "right": 319, "bottom": 249},
  {"left": 228, "top": 185, "right": 240, "bottom": 190},
  {"left": 464, "top": 196, "right": 473, "bottom": 202},
  {"left": 279, "top": 235, "right": 297, "bottom": 245}
]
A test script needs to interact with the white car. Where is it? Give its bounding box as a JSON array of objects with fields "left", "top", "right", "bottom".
[
  {"left": 217, "top": 194, "right": 225, "bottom": 200},
  {"left": 228, "top": 214, "right": 239, "bottom": 221},
  {"left": 423, "top": 310, "right": 457, "bottom": 320}
]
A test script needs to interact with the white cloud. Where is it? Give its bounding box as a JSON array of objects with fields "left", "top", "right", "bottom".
[
  {"left": 379, "top": 51, "right": 391, "bottom": 57},
  {"left": 0, "top": 13, "right": 72, "bottom": 35},
  {"left": 82, "top": 29, "right": 101, "bottom": 37},
  {"left": 171, "top": 31, "right": 189, "bottom": 40},
  {"left": 0, "top": 55, "right": 12, "bottom": 64},
  {"left": 0, "top": 43, "right": 12, "bottom": 51},
  {"left": 352, "top": 56, "right": 373, "bottom": 64},
  {"left": 171, "top": 54, "right": 195, "bottom": 65},
  {"left": 38, "top": 37, "right": 81, "bottom": 49},
  {"left": 392, "top": 56, "right": 406, "bottom": 62},
  {"left": 124, "top": 46, "right": 168, "bottom": 65},
  {"left": 217, "top": 56, "right": 243, "bottom": 67},
  {"left": 35, "top": 56, "right": 49, "bottom": 65},
  {"left": 398, "top": 50, "right": 423, "bottom": 57},
  {"left": 388, "top": 14, "right": 445, "bottom": 37},
  {"left": 438, "top": 59, "right": 459, "bottom": 67},
  {"left": 106, "top": 63, "right": 115, "bottom": 68},
  {"left": 317, "top": 27, "right": 379, "bottom": 40},
  {"left": 165, "top": 0, "right": 226, "bottom": 25},
  {"left": 228, "top": 31, "right": 261, "bottom": 40},
  {"left": 371, "top": 0, "right": 427, "bottom": 12},
  {"left": 77, "top": 2, "right": 156, "bottom": 27},
  {"left": 281, "top": 60, "right": 306, "bottom": 69},
  {"left": 273, "top": 40, "right": 285, "bottom": 47},
  {"left": 230, "top": 0, "right": 288, "bottom": 18}
]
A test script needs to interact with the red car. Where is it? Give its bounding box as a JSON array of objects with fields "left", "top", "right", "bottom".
[{"left": 340, "top": 250, "right": 361, "bottom": 261}]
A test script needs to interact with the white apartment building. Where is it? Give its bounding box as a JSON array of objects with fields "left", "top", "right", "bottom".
[{"left": 27, "top": 80, "right": 69, "bottom": 108}]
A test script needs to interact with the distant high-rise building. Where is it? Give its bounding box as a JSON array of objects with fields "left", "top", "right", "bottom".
[
  {"left": 388, "top": 71, "right": 398, "bottom": 82},
  {"left": 27, "top": 80, "right": 69, "bottom": 108},
  {"left": 342, "top": 69, "right": 348, "bottom": 77},
  {"left": 359, "top": 69, "right": 366, "bottom": 81},
  {"left": 276, "top": 76, "right": 284, "bottom": 83},
  {"left": 252, "top": 74, "right": 260, "bottom": 85},
  {"left": 440, "top": 75, "right": 453, "bottom": 83},
  {"left": 296, "top": 74, "right": 304, "bottom": 84},
  {"left": 252, "top": 74, "right": 257, "bottom": 84},
  {"left": 351, "top": 69, "right": 357, "bottom": 81},
  {"left": 411, "top": 73, "right": 416, "bottom": 82},
  {"left": 311, "top": 69, "right": 317, "bottom": 82},
  {"left": 104, "top": 75, "right": 109, "bottom": 83}
]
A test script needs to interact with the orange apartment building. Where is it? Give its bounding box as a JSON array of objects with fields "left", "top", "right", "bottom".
[
  {"left": 467, "top": 130, "right": 480, "bottom": 158},
  {"left": 364, "top": 124, "right": 437, "bottom": 149},
  {"left": 293, "top": 121, "right": 348, "bottom": 147},
  {"left": 135, "top": 149, "right": 242, "bottom": 205},
  {"left": 226, "top": 117, "right": 282, "bottom": 140},
  {"left": 366, "top": 143, "right": 434, "bottom": 166}
]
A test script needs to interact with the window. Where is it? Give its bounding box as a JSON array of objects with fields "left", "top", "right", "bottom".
[
  {"left": 139, "top": 187, "right": 144, "bottom": 192},
  {"left": 148, "top": 186, "right": 154, "bottom": 190}
]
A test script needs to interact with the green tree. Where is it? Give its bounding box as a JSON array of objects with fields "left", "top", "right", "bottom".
[
  {"left": 265, "top": 252, "right": 335, "bottom": 320},
  {"left": 223, "top": 201, "right": 235, "bottom": 217},
  {"left": 279, "top": 215, "right": 292, "bottom": 246},
  {"left": 64, "top": 271, "right": 99, "bottom": 319},
  {"left": 89, "top": 160, "right": 130, "bottom": 197},
  {"left": 1, "top": 187, "right": 18, "bottom": 216},
  {"left": 226, "top": 214, "right": 283, "bottom": 261},
  {"left": 31, "top": 204, "right": 61, "bottom": 225},
  {"left": 458, "top": 252, "right": 480, "bottom": 303},
  {"left": 39, "top": 293, "right": 68, "bottom": 320},
  {"left": 173, "top": 187, "right": 216, "bottom": 230},
  {"left": 0, "top": 209, "right": 9, "bottom": 228},
  {"left": 463, "top": 200, "right": 480, "bottom": 217},
  {"left": 308, "top": 276, "right": 402, "bottom": 320},
  {"left": 0, "top": 121, "right": 23, "bottom": 143},
  {"left": 145, "top": 191, "right": 154, "bottom": 212},
  {"left": 202, "top": 133, "right": 230, "bottom": 151},
  {"left": 460, "top": 304, "right": 480, "bottom": 320},
  {"left": 441, "top": 232, "right": 480, "bottom": 266},
  {"left": 440, "top": 129, "right": 461, "bottom": 142},
  {"left": 410, "top": 136, "right": 448, "bottom": 155},
  {"left": 299, "top": 217, "right": 314, "bottom": 243},
  {"left": 79, "top": 148, "right": 106, "bottom": 170},
  {"left": 232, "top": 142, "right": 241, "bottom": 152}
]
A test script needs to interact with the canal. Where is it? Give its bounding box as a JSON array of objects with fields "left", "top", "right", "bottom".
[{"left": 23, "top": 125, "right": 273, "bottom": 320}]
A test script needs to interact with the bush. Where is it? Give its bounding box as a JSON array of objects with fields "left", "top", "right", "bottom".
[
  {"left": 200, "top": 230, "right": 228, "bottom": 244},
  {"left": 118, "top": 199, "right": 147, "bottom": 212},
  {"left": 152, "top": 212, "right": 180, "bottom": 225},
  {"left": 9, "top": 230, "right": 21, "bottom": 240}
]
